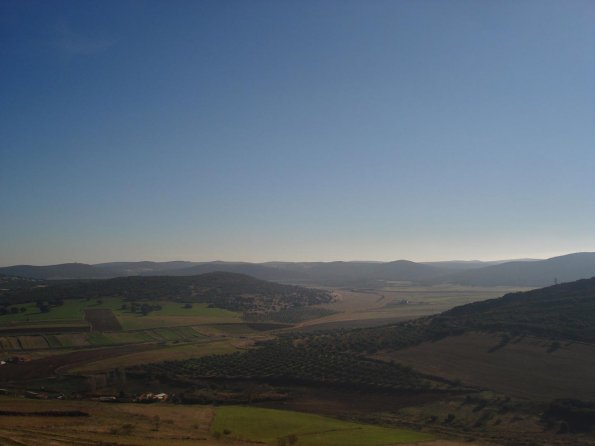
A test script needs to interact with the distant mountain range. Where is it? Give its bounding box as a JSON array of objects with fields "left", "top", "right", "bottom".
[
  {"left": 1, "top": 252, "right": 595, "bottom": 287},
  {"left": 425, "top": 252, "right": 595, "bottom": 287}
]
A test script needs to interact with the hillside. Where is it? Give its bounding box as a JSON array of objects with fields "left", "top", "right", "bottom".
[
  {"left": 0, "top": 274, "right": 41, "bottom": 289},
  {"left": 311, "top": 275, "right": 595, "bottom": 354},
  {"left": 1, "top": 272, "right": 332, "bottom": 314},
  {"left": 433, "top": 252, "right": 595, "bottom": 287},
  {"left": 433, "top": 275, "right": 595, "bottom": 341}
]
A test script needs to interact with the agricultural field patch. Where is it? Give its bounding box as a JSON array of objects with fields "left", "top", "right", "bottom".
[
  {"left": 0, "top": 344, "right": 158, "bottom": 381},
  {"left": 211, "top": 406, "right": 433, "bottom": 445},
  {"left": 15, "top": 335, "right": 48, "bottom": 350},
  {"left": 85, "top": 308, "right": 122, "bottom": 331},
  {"left": 87, "top": 331, "right": 116, "bottom": 346},
  {"left": 53, "top": 333, "right": 89, "bottom": 348},
  {"left": 0, "top": 397, "right": 470, "bottom": 446},
  {"left": 147, "top": 339, "right": 431, "bottom": 393},
  {"left": 0, "top": 298, "right": 119, "bottom": 323},
  {"left": 151, "top": 326, "right": 206, "bottom": 341},
  {"left": 102, "top": 331, "right": 155, "bottom": 344},
  {"left": 0, "top": 322, "right": 90, "bottom": 335},
  {"left": 195, "top": 324, "right": 258, "bottom": 336},
  {"left": 0, "top": 337, "right": 20, "bottom": 350},
  {"left": 118, "top": 311, "right": 241, "bottom": 331},
  {"left": 69, "top": 339, "right": 241, "bottom": 373},
  {"left": 0, "top": 298, "right": 240, "bottom": 331},
  {"left": 382, "top": 331, "right": 595, "bottom": 400}
]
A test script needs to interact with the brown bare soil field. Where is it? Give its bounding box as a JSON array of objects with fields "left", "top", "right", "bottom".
[
  {"left": 0, "top": 344, "right": 157, "bottom": 382},
  {"left": 54, "top": 332, "right": 89, "bottom": 347},
  {"left": 381, "top": 332, "right": 595, "bottom": 400},
  {"left": 85, "top": 309, "right": 122, "bottom": 331},
  {"left": 15, "top": 335, "right": 49, "bottom": 350},
  {"left": 67, "top": 338, "right": 246, "bottom": 374}
]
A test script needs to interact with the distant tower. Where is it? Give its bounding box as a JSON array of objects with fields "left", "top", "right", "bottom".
[{"left": 554, "top": 277, "right": 558, "bottom": 285}]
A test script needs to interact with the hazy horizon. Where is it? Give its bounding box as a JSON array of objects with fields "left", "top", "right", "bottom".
[
  {"left": 2, "top": 1, "right": 594, "bottom": 266},
  {"left": 1, "top": 251, "right": 590, "bottom": 269}
]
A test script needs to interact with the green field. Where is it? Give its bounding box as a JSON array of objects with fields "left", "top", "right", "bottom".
[
  {"left": 211, "top": 406, "right": 433, "bottom": 445},
  {"left": 0, "top": 297, "right": 240, "bottom": 327},
  {"left": 1, "top": 326, "right": 215, "bottom": 351}
]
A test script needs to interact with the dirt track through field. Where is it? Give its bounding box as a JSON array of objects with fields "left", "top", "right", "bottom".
[{"left": 84, "top": 309, "right": 122, "bottom": 331}]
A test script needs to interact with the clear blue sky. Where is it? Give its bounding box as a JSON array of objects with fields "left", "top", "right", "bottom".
[{"left": 1, "top": 0, "right": 594, "bottom": 265}]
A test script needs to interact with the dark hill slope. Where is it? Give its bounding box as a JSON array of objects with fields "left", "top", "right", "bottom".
[
  {"left": 2, "top": 272, "right": 331, "bottom": 313},
  {"left": 433, "top": 275, "right": 595, "bottom": 341},
  {"left": 0, "top": 274, "right": 42, "bottom": 292},
  {"left": 434, "top": 252, "right": 595, "bottom": 287},
  {"left": 294, "top": 276, "right": 595, "bottom": 357}
]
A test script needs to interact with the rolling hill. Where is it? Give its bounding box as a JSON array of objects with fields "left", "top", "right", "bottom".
[
  {"left": 3, "top": 252, "right": 595, "bottom": 287},
  {"left": 1, "top": 271, "right": 332, "bottom": 314},
  {"left": 432, "top": 252, "right": 595, "bottom": 287}
]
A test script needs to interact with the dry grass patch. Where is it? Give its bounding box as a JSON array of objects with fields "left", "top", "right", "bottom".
[{"left": 383, "top": 331, "right": 595, "bottom": 400}]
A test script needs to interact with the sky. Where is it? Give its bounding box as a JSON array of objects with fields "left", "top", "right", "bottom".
[{"left": 1, "top": 0, "right": 594, "bottom": 266}]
